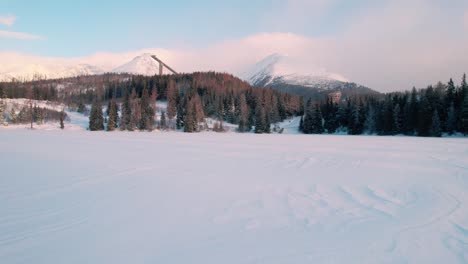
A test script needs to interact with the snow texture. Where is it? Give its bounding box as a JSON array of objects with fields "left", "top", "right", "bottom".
[{"left": 0, "top": 131, "right": 467, "bottom": 264}]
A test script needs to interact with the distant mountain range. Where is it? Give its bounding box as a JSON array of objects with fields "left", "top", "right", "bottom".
[
  {"left": 0, "top": 53, "right": 162, "bottom": 82},
  {"left": 241, "top": 53, "right": 379, "bottom": 100},
  {"left": 0, "top": 52, "right": 379, "bottom": 100}
]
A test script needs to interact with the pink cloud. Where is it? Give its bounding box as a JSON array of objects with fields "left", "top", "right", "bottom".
[{"left": 0, "top": 15, "right": 16, "bottom": 26}]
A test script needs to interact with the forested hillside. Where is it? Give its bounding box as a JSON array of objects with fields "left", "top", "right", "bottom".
[{"left": 1, "top": 72, "right": 467, "bottom": 136}]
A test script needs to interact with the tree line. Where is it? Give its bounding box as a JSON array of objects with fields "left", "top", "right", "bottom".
[
  {"left": 300, "top": 74, "right": 468, "bottom": 136},
  {"left": 87, "top": 72, "right": 303, "bottom": 132},
  {"left": 2, "top": 72, "right": 468, "bottom": 136}
]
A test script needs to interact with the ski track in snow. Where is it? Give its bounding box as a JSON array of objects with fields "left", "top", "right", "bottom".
[{"left": 0, "top": 131, "right": 467, "bottom": 264}]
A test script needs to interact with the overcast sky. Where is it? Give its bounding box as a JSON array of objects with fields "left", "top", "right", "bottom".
[{"left": 1, "top": 0, "right": 467, "bottom": 92}]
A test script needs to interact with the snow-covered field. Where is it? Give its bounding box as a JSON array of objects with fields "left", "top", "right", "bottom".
[{"left": 0, "top": 131, "right": 467, "bottom": 264}]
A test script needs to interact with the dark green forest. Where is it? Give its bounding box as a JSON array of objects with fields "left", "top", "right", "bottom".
[{"left": 1, "top": 72, "right": 467, "bottom": 136}]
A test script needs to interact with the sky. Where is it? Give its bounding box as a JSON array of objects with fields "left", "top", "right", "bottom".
[{"left": 0, "top": 0, "right": 467, "bottom": 92}]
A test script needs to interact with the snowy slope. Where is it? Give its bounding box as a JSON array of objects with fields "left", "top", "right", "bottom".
[
  {"left": 242, "top": 53, "right": 349, "bottom": 90},
  {"left": 0, "top": 132, "right": 467, "bottom": 264},
  {"left": 112, "top": 53, "right": 161, "bottom": 76},
  {"left": 0, "top": 99, "right": 89, "bottom": 131}
]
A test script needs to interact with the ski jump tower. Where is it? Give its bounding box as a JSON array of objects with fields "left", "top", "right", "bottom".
[{"left": 150, "top": 55, "right": 178, "bottom": 76}]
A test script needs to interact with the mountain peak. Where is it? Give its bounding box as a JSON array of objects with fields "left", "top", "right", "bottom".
[
  {"left": 242, "top": 53, "right": 348, "bottom": 89},
  {"left": 112, "top": 54, "right": 161, "bottom": 76}
]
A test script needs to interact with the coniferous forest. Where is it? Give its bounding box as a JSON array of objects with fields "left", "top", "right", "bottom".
[{"left": 1, "top": 72, "right": 467, "bottom": 137}]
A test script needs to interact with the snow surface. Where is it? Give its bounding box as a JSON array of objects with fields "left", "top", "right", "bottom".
[
  {"left": 242, "top": 53, "right": 349, "bottom": 89},
  {"left": 0, "top": 131, "right": 467, "bottom": 264}
]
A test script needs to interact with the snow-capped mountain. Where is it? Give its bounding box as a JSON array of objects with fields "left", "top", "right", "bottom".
[
  {"left": 242, "top": 53, "right": 378, "bottom": 99},
  {"left": 0, "top": 63, "right": 103, "bottom": 82},
  {"left": 242, "top": 53, "right": 348, "bottom": 90},
  {"left": 112, "top": 53, "right": 161, "bottom": 76},
  {"left": 59, "top": 64, "right": 104, "bottom": 78}
]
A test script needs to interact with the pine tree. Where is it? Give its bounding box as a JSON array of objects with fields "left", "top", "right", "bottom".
[
  {"left": 59, "top": 109, "right": 65, "bottom": 129},
  {"left": 462, "top": 91, "right": 468, "bottom": 135},
  {"left": 311, "top": 104, "right": 324, "bottom": 134},
  {"left": 107, "top": 99, "right": 118, "bottom": 131},
  {"left": 8, "top": 107, "right": 17, "bottom": 124},
  {"left": 364, "top": 104, "right": 376, "bottom": 134},
  {"left": 393, "top": 104, "right": 402, "bottom": 134},
  {"left": 417, "top": 95, "right": 432, "bottom": 136},
  {"left": 408, "top": 87, "right": 419, "bottom": 134},
  {"left": 446, "top": 103, "right": 456, "bottom": 135},
  {"left": 139, "top": 88, "right": 151, "bottom": 131},
  {"left": 77, "top": 101, "right": 86, "bottom": 113},
  {"left": 460, "top": 74, "right": 468, "bottom": 134},
  {"left": 160, "top": 111, "right": 167, "bottom": 129},
  {"left": 129, "top": 88, "right": 140, "bottom": 131},
  {"left": 302, "top": 99, "right": 314, "bottom": 134},
  {"left": 299, "top": 115, "right": 304, "bottom": 132},
  {"left": 166, "top": 79, "right": 177, "bottom": 129},
  {"left": 430, "top": 110, "right": 442, "bottom": 137},
  {"left": 323, "top": 99, "right": 338, "bottom": 134},
  {"left": 0, "top": 99, "right": 5, "bottom": 123},
  {"left": 120, "top": 92, "right": 131, "bottom": 131},
  {"left": 238, "top": 94, "right": 250, "bottom": 132},
  {"left": 446, "top": 78, "right": 456, "bottom": 108},
  {"left": 254, "top": 103, "right": 266, "bottom": 134},
  {"left": 349, "top": 103, "right": 363, "bottom": 135},
  {"left": 183, "top": 106, "right": 196, "bottom": 132},
  {"left": 89, "top": 100, "right": 104, "bottom": 131}
]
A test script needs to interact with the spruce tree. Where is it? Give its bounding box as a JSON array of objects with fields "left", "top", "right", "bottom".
[
  {"left": 8, "top": 107, "right": 17, "bottom": 124},
  {"left": 312, "top": 104, "right": 324, "bottom": 134},
  {"left": 129, "top": 88, "right": 139, "bottom": 131},
  {"left": 364, "top": 104, "right": 376, "bottom": 134},
  {"left": 323, "top": 99, "right": 338, "bottom": 134},
  {"left": 460, "top": 74, "right": 468, "bottom": 133},
  {"left": 408, "top": 87, "right": 419, "bottom": 134},
  {"left": 89, "top": 100, "right": 104, "bottom": 131},
  {"left": 238, "top": 94, "right": 250, "bottom": 132},
  {"left": 160, "top": 111, "right": 167, "bottom": 129},
  {"left": 446, "top": 78, "right": 456, "bottom": 107},
  {"left": 107, "top": 99, "right": 118, "bottom": 131},
  {"left": 77, "top": 101, "right": 86, "bottom": 113},
  {"left": 349, "top": 103, "right": 362, "bottom": 135},
  {"left": 166, "top": 80, "right": 177, "bottom": 129},
  {"left": 417, "top": 95, "right": 432, "bottom": 136},
  {"left": 254, "top": 104, "right": 266, "bottom": 134},
  {"left": 120, "top": 92, "right": 131, "bottom": 131},
  {"left": 299, "top": 116, "right": 304, "bottom": 132},
  {"left": 462, "top": 91, "right": 468, "bottom": 135},
  {"left": 138, "top": 88, "right": 154, "bottom": 130},
  {"left": 393, "top": 104, "right": 402, "bottom": 134},
  {"left": 302, "top": 99, "right": 314, "bottom": 134},
  {"left": 0, "top": 99, "right": 5, "bottom": 123},
  {"left": 183, "top": 106, "right": 196, "bottom": 132},
  {"left": 59, "top": 110, "right": 65, "bottom": 129},
  {"left": 446, "top": 103, "right": 456, "bottom": 135},
  {"left": 430, "top": 110, "right": 442, "bottom": 137}
]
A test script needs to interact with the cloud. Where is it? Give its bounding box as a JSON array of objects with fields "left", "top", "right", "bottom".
[
  {"left": 260, "top": 0, "right": 334, "bottom": 32},
  {"left": 0, "top": 15, "right": 15, "bottom": 26},
  {"left": 0, "top": 30, "right": 43, "bottom": 40}
]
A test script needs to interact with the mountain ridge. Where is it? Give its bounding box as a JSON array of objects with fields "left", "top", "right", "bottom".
[{"left": 242, "top": 53, "right": 379, "bottom": 100}]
